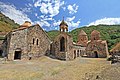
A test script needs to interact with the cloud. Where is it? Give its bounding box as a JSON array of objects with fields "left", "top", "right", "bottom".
[
  {"left": 67, "top": 4, "right": 78, "bottom": 14},
  {"left": 53, "top": 20, "right": 61, "bottom": 27},
  {"left": 40, "top": 2, "right": 48, "bottom": 14},
  {"left": 53, "top": 16, "right": 80, "bottom": 31},
  {"left": 66, "top": 16, "right": 75, "bottom": 21},
  {"left": 0, "top": 2, "right": 31, "bottom": 25},
  {"left": 66, "top": 21, "right": 80, "bottom": 30},
  {"left": 34, "top": 0, "right": 65, "bottom": 17},
  {"left": 34, "top": 20, "right": 50, "bottom": 27},
  {"left": 88, "top": 17, "right": 120, "bottom": 26}
]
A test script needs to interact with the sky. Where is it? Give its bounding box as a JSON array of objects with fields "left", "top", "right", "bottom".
[{"left": 0, "top": 0, "right": 120, "bottom": 31}]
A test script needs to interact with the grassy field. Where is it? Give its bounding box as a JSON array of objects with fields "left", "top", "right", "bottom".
[{"left": 0, "top": 56, "right": 119, "bottom": 80}]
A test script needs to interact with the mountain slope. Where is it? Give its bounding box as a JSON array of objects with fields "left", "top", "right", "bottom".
[{"left": 0, "top": 12, "right": 19, "bottom": 32}]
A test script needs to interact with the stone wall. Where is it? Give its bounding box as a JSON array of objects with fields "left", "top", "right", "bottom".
[
  {"left": 86, "top": 41, "right": 108, "bottom": 58},
  {"left": 8, "top": 29, "right": 28, "bottom": 60},
  {"left": 53, "top": 32, "right": 74, "bottom": 60},
  {"left": 3, "top": 24, "right": 51, "bottom": 60},
  {"left": 27, "top": 25, "right": 51, "bottom": 58}
]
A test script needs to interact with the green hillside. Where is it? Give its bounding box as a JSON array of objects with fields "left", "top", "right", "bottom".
[
  {"left": 47, "top": 30, "right": 60, "bottom": 40},
  {"left": 47, "top": 25, "right": 120, "bottom": 50},
  {"left": 0, "top": 12, "right": 19, "bottom": 32}
]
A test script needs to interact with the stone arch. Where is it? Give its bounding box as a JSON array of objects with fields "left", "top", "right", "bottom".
[{"left": 60, "top": 37, "right": 65, "bottom": 52}]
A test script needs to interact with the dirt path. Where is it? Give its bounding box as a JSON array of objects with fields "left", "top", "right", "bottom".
[{"left": 0, "top": 57, "right": 114, "bottom": 80}]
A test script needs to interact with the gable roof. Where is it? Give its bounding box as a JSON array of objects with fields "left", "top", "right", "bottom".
[
  {"left": 110, "top": 42, "right": 120, "bottom": 52},
  {"left": 79, "top": 30, "right": 87, "bottom": 36}
]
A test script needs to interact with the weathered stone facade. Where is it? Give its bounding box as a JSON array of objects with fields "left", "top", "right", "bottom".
[
  {"left": 52, "top": 32, "right": 74, "bottom": 60},
  {"left": 2, "top": 20, "right": 109, "bottom": 61},
  {"left": 110, "top": 42, "right": 120, "bottom": 56},
  {"left": 77, "top": 30, "right": 88, "bottom": 47},
  {"left": 51, "top": 19, "right": 86, "bottom": 60},
  {"left": 3, "top": 21, "right": 51, "bottom": 60},
  {"left": 86, "top": 30, "right": 109, "bottom": 58}
]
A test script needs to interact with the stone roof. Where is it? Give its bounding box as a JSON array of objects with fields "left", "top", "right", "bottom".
[
  {"left": 59, "top": 20, "right": 68, "bottom": 27},
  {"left": 12, "top": 26, "right": 28, "bottom": 32},
  {"left": 91, "top": 30, "right": 100, "bottom": 35},
  {"left": 79, "top": 30, "right": 87, "bottom": 36},
  {"left": 110, "top": 42, "right": 120, "bottom": 52},
  {"left": 12, "top": 21, "right": 32, "bottom": 32}
]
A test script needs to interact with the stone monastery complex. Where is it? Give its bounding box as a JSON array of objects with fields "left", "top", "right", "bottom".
[{"left": 0, "top": 19, "right": 109, "bottom": 60}]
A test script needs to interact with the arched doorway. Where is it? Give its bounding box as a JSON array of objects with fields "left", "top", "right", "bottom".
[
  {"left": 60, "top": 37, "right": 65, "bottom": 52},
  {"left": 94, "top": 51, "right": 98, "bottom": 58}
]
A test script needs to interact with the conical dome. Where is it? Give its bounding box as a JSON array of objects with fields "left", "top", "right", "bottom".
[
  {"left": 59, "top": 20, "right": 68, "bottom": 27},
  {"left": 79, "top": 30, "right": 87, "bottom": 36},
  {"left": 91, "top": 30, "right": 100, "bottom": 36},
  {"left": 20, "top": 21, "right": 32, "bottom": 27}
]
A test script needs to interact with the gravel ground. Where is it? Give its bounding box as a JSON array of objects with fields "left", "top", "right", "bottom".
[{"left": 0, "top": 56, "right": 118, "bottom": 80}]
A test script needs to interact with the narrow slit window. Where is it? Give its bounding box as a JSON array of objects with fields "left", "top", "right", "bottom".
[
  {"left": 36, "top": 39, "right": 39, "bottom": 45},
  {"left": 33, "top": 38, "right": 35, "bottom": 45}
]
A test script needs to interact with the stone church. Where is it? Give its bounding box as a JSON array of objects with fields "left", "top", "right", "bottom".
[
  {"left": 2, "top": 21, "right": 51, "bottom": 60},
  {"left": 86, "top": 30, "right": 109, "bottom": 58},
  {"left": 50, "top": 19, "right": 109, "bottom": 60},
  {"left": 1, "top": 19, "right": 109, "bottom": 60}
]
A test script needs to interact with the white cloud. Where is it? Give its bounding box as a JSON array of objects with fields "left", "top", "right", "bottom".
[
  {"left": 53, "top": 20, "right": 61, "bottom": 27},
  {"left": 0, "top": 2, "right": 31, "bottom": 25},
  {"left": 67, "top": 4, "right": 78, "bottom": 14},
  {"left": 34, "top": 20, "right": 50, "bottom": 27},
  {"left": 66, "top": 21, "right": 80, "bottom": 30},
  {"left": 53, "top": 16, "right": 81, "bottom": 31},
  {"left": 66, "top": 16, "right": 75, "bottom": 21},
  {"left": 40, "top": 3, "right": 48, "bottom": 14},
  {"left": 88, "top": 17, "right": 120, "bottom": 26},
  {"left": 34, "top": 0, "right": 65, "bottom": 17}
]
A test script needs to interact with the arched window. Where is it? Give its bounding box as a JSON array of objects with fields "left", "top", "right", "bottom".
[
  {"left": 77, "top": 50, "right": 79, "bottom": 57},
  {"left": 60, "top": 37, "right": 65, "bottom": 52},
  {"left": 74, "top": 50, "right": 76, "bottom": 59},
  {"left": 33, "top": 38, "right": 35, "bottom": 45},
  {"left": 36, "top": 39, "right": 39, "bottom": 45}
]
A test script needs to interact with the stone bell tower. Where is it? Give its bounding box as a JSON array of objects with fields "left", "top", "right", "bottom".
[{"left": 59, "top": 17, "right": 68, "bottom": 32}]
